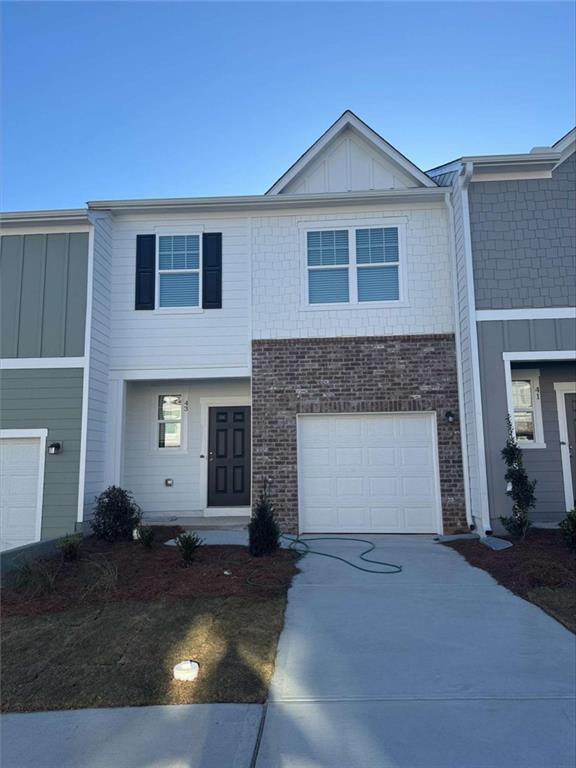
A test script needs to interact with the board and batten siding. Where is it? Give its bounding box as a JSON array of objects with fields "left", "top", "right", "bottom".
[
  {"left": 0, "top": 233, "right": 89, "bottom": 358},
  {"left": 122, "top": 378, "right": 250, "bottom": 515},
  {"left": 477, "top": 319, "right": 576, "bottom": 522},
  {"left": 0, "top": 368, "right": 83, "bottom": 539},
  {"left": 251, "top": 204, "right": 454, "bottom": 339},
  {"left": 84, "top": 214, "right": 113, "bottom": 516},
  {"left": 108, "top": 215, "right": 251, "bottom": 372}
]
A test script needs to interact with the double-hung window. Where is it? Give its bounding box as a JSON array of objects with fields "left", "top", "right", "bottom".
[
  {"left": 511, "top": 369, "right": 544, "bottom": 446},
  {"left": 158, "top": 235, "right": 201, "bottom": 308},
  {"left": 305, "top": 224, "right": 402, "bottom": 306}
]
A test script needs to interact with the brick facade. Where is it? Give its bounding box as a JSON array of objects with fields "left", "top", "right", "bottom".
[{"left": 252, "top": 334, "right": 467, "bottom": 533}]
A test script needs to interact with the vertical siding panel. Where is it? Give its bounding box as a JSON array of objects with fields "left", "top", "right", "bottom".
[
  {"left": 64, "top": 232, "right": 88, "bottom": 356},
  {"left": 0, "top": 235, "right": 23, "bottom": 358},
  {"left": 41, "top": 234, "right": 68, "bottom": 356},
  {"left": 17, "top": 234, "right": 45, "bottom": 357}
]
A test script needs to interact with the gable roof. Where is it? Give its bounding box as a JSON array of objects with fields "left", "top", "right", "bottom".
[{"left": 266, "top": 110, "right": 436, "bottom": 194}]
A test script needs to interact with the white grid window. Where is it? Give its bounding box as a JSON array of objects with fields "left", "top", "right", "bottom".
[{"left": 158, "top": 235, "right": 201, "bottom": 308}]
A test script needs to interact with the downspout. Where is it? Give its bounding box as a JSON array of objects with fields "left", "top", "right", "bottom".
[
  {"left": 444, "top": 190, "right": 473, "bottom": 529},
  {"left": 460, "top": 163, "right": 493, "bottom": 535}
]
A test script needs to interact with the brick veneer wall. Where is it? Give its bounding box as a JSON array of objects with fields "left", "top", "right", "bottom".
[{"left": 252, "top": 334, "right": 467, "bottom": 533}]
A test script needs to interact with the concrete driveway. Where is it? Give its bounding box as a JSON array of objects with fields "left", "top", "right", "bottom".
[{"left": 256, "top": 535, "right": 576, "bottom": 768}]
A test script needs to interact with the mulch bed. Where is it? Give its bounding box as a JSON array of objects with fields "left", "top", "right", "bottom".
[
  {"left": 445, "top": 529, "right": 576, "bottom": 632},
  {"left": 1, "top": 527, "right": 300, "bottom": 618}
]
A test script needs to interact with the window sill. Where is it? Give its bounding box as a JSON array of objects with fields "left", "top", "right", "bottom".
[
  {"left": 153, "top": 307, "right": 205, "bottom": 315},
  {"left": 300, "top": 300, "right": 409, "bottom": 312},
  {"left": 518, "top": 442, "right": 547, "bottom": 450}
]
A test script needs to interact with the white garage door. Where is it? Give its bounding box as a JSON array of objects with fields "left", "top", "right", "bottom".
[
  {"left": 0, "top": 437, "right": 44, "bottom": 552},
  {"left": 298, "top": 413, "right": 442, "bottom": 533}
]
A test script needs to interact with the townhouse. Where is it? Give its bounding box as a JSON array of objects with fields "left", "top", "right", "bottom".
[
  {"left": 430, "top": 128, "right": 576, "bottom": 533},
  {"left": 1, "top": 112, "right": 574, "bottom": 552}
]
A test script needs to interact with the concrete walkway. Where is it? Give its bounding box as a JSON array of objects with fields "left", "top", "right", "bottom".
[
  {"left": 256, "top": 535, "right": 576, "bottom": 768},
  {"left": 2, "top": 536, "right": 575, "bottom": 767}
]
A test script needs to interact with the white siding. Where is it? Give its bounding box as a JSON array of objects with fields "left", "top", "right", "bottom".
[
  {"left": 280, "top": 129, "right": 417, "bottom": 194},
  {"left": 123, "top": 378, "right": 250, "bottom": 515},
  {"left": 84, "top": 213, "right": 112, "bottom": 516},
  {"left": 108, "top": 214, "right": 251, "bottom": 373},
  {"left": 252, "top": 204, "right": 454, "bottom": 339},
  {"left": 451, "top": 185, "right": 482, "bottom": 527}
]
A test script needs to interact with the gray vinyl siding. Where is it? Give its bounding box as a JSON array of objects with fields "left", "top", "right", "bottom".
[
  {"left": 477, "top": 319, "right": 576, "bottom": 524},
  {"left": 0, "top": 233, "right": 89, "bottom": 358},
  {"left": 84, "top": 214, "right": 112, "bottom": 516},
  {"left": 0, "top": 368, "right": 83, "bottom": 539},
  {"left": 468, "top": 152, "right": 576, "bottom": 310}
]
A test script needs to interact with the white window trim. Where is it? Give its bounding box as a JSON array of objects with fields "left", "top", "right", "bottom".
[
  {"left": 0, "top": 428, "right": 47, "bottom": 545},
  {"left": 155, "top": 233, "right": 204, "bottom": 314},
  {"left": 153, "top": 392, "right": 188, "bottom": 453},
  {"left": 507, "top": 367, "right": 545, "bottom": 449},
  {"left": 554, "top": 382, "right": 576, "bottom": 511},
  {"left": 299, "top": 219, "right": 408, "bottom": 310}
]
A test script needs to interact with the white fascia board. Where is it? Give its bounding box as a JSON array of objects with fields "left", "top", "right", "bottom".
[
  {"left": 266, "top": 111, "right": 436, "bottom": 194},
  {"left": 110, "top": 366, "right": 251, "bottom": 381},
  {"left": 1, "top": 357, "right": 86, "bottom": 369},
  {"left": 0, "top": 210, "right": 90, "bottom": 229},
  {"left": 88, "top": 187, "right": 445, "bottom": 215},
  {"left": 503, "top": 350, "right": 576, "bottom": 362},
  {"left": 477, "top": 308, "right": 576, "bottom": 322}
]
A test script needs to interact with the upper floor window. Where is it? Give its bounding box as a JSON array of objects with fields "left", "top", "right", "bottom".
[
  {"left": 511, "top": 369, "right": 544, "bottom": 447},
  {"left": 305, "top": 225, "right": 402, "bottom": 306},
  {"left": 158, "top": 235, "right": 201, "bottom": 308}
]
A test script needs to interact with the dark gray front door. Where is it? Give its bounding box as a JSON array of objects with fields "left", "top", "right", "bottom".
[
  {"left": 566, "top": 393, "right": 576, "bottom": 507},
  {"left": 208, "top": 406, "right": 251, "bottom": 507}
]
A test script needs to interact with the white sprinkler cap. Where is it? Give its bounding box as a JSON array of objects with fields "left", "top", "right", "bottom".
[{"left": 173, "top": 660, "right": 200, "bottom": 682}]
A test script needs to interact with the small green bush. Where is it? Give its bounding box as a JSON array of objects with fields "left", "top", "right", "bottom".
[
  {"left": 176, "top": 532, "right": 204, "bottom": 566},
  {"left": 137, "top": 525, "right": 155, "bottom": 549},
  {"left": 12, "top": 558, "right": 61, "bottom": 596},
  {"left": 57, "top": 533, "right": 83, "bottom": 561},
  {"left": 249, "top": 486, "right": 280, "bottom": 557},
  {"left": 82, "top": 555, "right": 118, "bottom": 599},
  {"left": 559, "top": 508, "right": 576, "bottom": 550},
  {"left": 91, "top": 486, "right": 141, "bottom": 542}
]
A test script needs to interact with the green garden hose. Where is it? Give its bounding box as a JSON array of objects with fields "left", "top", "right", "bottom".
[{"left": 281, "top": 534, "right": 402, "bottom": 574}]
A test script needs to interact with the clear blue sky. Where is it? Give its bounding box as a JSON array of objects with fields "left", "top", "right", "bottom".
[{"left": 2, "top": 1, "right": 574, "bottom": 211}]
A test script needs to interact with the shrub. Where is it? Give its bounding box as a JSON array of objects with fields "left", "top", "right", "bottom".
[
  {"left": 91, "top": 486, "right": 141, "bottom": 542},
  {"left": 12, "top": 558, "right": 61, "bottom": 596},
  {"left": 82, "top": 555, "right": 118, "bottom": 598},
  {"left": 136, "top": 525, "right": 156, "bottom": 549},
  {"left": 249, "top": 485, "right": 280, "bottom": 557},
  {"left": 499, "top": 416, "right": 536, "bottom": 539},
  {"left": 176, "top": 532, "right": 204, "bottom": 566},
  {"left": 57, "top": 533, "right": 83, "bottom": 561},
  {"left": 559, "top": 509, "right": 576, "bottom": 550}
]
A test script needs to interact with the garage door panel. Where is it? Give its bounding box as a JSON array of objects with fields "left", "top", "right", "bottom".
[
  {"left": 0, "top": 437, "right": 43, "bottom": 552},
  {"left": 299, "top": 414, "right": 441, "bottom": 534},
  {"left": 337, "top": 477, "right": 364, "bottom": 496}
]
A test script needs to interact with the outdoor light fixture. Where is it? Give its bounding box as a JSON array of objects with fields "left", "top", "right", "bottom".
[
  {"left": 48, "top": 442, "right": 62, "bottom": 455},
  {"left": 445, "top": 411, "right": 456, "bottom": 423},
  {"left": 165, "top": 478, "right": 174, "bottom": 487}
]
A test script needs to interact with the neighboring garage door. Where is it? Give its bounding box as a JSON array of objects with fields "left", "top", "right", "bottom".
[
  {"left": 298, "top": 413, "right": 442, "bottom": 533},
  {"left": 0, "top": 435, "right": 44, "bottom": 552}
]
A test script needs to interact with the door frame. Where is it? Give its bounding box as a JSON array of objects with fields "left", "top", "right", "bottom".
[
  {"left": 0, "top": 428, "right": 48, "bottom": 546},
  {"left": 554, "top": 382, "right": 576, "bottom": 512},
  {"left": 296, "top": 411, "right": 444, "bottom": 535},
  {"left": 199, "top": 397, "right": 251, "bottom": 516}
]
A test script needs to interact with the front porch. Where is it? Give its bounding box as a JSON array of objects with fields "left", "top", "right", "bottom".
[{"left": 107, "top": 376, "right": 252, "bottom": 523}]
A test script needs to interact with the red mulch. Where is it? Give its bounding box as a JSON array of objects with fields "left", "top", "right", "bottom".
[
  {"left": 1, "top": 527, "right": 299, "bottom": 618},
  {"left": 445, "top": 529, "right": 575, "bottom": 595}
]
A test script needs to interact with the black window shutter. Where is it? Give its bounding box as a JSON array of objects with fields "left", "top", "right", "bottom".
[
  {"left": 135, "top": 235, "right": 156, "bottom": 310},
  {"left": 202, "top": 233, "right": 222, "bottom": 309}
]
